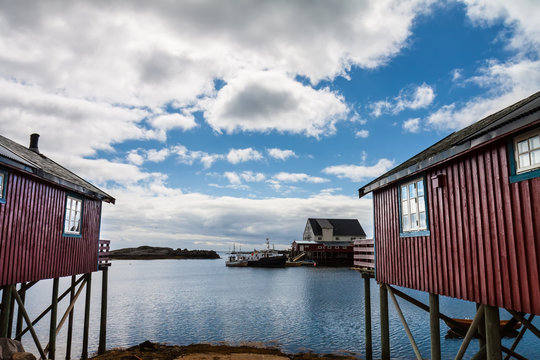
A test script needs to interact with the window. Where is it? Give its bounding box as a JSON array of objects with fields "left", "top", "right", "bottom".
[
  {"left": 64, "top": 195, "right": 83, "bottom": 236},
  {"left": 0, "top": 170, "right": 6, "bottom": 203},
  {"left": 400, "top": 178, "right": 428, "bottom": 234},
  {"left": 515, "top": 130, "right": 540, "bottom": 173}
]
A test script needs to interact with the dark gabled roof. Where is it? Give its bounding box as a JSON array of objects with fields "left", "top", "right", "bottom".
[
  {"left": 0, "top": 134, "right": 115, "bottom": 203},
  {"left": 308, "top": 218, "right": 366, "bottom": 237},
  {"left": 359, "top": 91, "right": 540, "bottom": 197}
]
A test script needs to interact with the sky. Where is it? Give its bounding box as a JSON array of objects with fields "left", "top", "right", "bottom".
[{"left": 0, "top": 0, "right": 539, "bottom": 251}]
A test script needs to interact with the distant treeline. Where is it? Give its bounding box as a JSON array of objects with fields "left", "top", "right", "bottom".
[{"left": 109, "top": 246, "right": 220, "bottom": 260}]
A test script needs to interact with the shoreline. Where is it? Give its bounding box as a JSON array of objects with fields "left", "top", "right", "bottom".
[
  {"left": 109, "top": 246, "right": 220, "bottom": 260},
  {"left": 89, "top": 341, "right": 359, "bottom": 359}
]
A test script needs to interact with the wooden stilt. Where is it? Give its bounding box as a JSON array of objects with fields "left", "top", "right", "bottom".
[
  {"left": 504, "top": 314, "right": 535, "bottom": 360},
  {"left": 15, "top": 283, "right": 26, "bottom": 340},
  {"left": 387, "top": 285, "right": 422, "bottom": 360},
  {"left": 49, "top": 278, "right": 60, "bottom": 360},
  {"left": 10, "top": 285, "right": 47, "bottom": 359},
  {"left": 82, "top": 273, "right": 92, "bottom": 360},
  {"left": 484, "top": 306, "right": 502, "bottom": 360},
  {"left": 477, "top": 303, "right": 486, "bottom": 355},
  {"left": 0, "top": 285, "right": 12, "bottom": 338},
  {"left": 7, "top": 287, "right": 15, "bottom": 338},
  {"left": 98, "top": 266, "right": 109, "bottom": 355},
  {"left": 363, "top": 274, "right": 372, "bottom": 360},
  {"left": 380, "top": 283, "right": 390, "bottom": 360},
  {"left": 66, "top": 275, "right": 76, "bottom": 360},
  {"left": 507, "top": 310, "right": 540, "bottom": 338},
  {"left": 430, "top": 293, "right": 441, "bottom": 360},
  {"left": 455, "top": 304, "right": 484, "bottom": 360}
]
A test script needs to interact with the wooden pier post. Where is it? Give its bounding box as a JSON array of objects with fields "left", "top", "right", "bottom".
[
  {"left": 15, "top": 283, "right": 26, "bottom": 340},
  {"left": 66, "top": 275, "right": 76, "bottom": 360},
  {"left": 380, "top": 283, "right": 390, "bottom": 360},
  {"left": 0, "top": 285, "right": 13, "bottom": 338},
  {"left": 477, "top": 303, "right": 486, "bottom": 353},
  {"left": 98, "top": 266, "right": 109, "bottom": 355},
  {"left": 363, "top": 274, "right": 372, "bottom": 360},
  {"left": 429, "top": 293, "right": 441, "bottom": 360},
  {"left": 484, "top": 305, "right": 502, "bottom": 360},
  {"left": 49, "top": 278, "right": 60, "bottom": 360},
  {"left": 82, "top": 273, "right": 92, "bottom": 360}
]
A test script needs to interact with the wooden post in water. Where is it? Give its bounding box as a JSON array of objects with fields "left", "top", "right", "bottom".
[
  {"left": 380, "top": 283, "right": 390, "bottom": 360},
  {"left": 0, "top": 285, "right": 12, "bottom": 338},
  {"left": 98, "top": 266, "right": 109, "bottom": 355},
  {"left": 429, "top": 293, "right": 441, "bottom": 360},
  {"left": 484, "top": 305, "right": 502, "bottom": 360},
  {"left": 66, "top": 275, "right": 76, "bottom": 360},
  {"left": 7, "top": 287, "right": 15, "bottom": 337},
  {"left": 15, "top": 283, "right": 26, "bottom": 340},
  {"left": 363, "top": 273, "right": 372, "bottom": 360},
  {"left": 477, "top": 303, "right": 486, "bottom": 352},
  {"left": 82, "top": 273, "right": 92, "bottom": 360},
  {"left": 49, "top": 278, "right": 60, "bottom": 360}
]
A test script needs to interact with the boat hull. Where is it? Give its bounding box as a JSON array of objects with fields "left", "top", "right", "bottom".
[{"left": 248, "top": 255, "right": 287, "bottom": 268}]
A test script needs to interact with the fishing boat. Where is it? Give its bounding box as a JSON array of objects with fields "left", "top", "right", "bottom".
[
  {"left": 246, "top": 238, "right": 287, "bottom": 268},
  {"left": 444, "top": 318, "right": 521, "bottom": 338},
  {"left": 225, "top": 243, "right": 249, "bottom": 267}
]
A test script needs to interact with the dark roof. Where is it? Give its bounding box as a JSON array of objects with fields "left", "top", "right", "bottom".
[
  {"left": 0, "top": 134, "right": 115, "bottom": 203},
  {"left": 359, "top": 91, "right": 540, "bottom": 197},
  {"left": 308, "top": 218, "right": 366, "bottom": 237}
]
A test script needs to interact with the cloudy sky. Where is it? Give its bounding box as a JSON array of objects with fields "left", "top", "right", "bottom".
[{"left": 1, "top": 0, "right": 539, "bottom": 250}]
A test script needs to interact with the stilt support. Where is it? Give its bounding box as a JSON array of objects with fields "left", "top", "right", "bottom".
[
  {"left": 98, "top": 266, "right": 109, "bottom": 355},
  {"left": 11, "top": 285, "right": 47, "bottom": 359},
  {"left": 362, "top": 274, "right": 372, "bottom": 360},
  {"left": 49, "top": 278, "right": 60, "bottom": 359},
  {"left": 484, "top": 306, "right": 502, "bottom": 360},
  {"left": 387, "top": 285, "right": 422, "bottom": 360},
  {"left": 66, "top": 276, "right": 76, "bottom": 360},
  {"left": 380, "top": 283, "right": 390, "bottom": 360},
  {"left": 0, "top": 285, "right": 12, "bottom": 338},
  {"left": 82, "top": 273, "right": 92, "bottom": 360},
  {"left": 15, "top": 283, "right": 26, "bottom": 340},
  {"left": 430, "top": 293, "right": 441, "bottom": 360},
  {"left": 455, "top": 304, "right": 484, "bottom": 360}
]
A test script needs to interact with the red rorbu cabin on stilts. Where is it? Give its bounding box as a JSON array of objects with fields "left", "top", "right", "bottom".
[
  {"left": 358, "top": 92, "right": 540, "bottom": 360},
  {"left": 0, "top": 133, "right": 115, "bottom": 359}
]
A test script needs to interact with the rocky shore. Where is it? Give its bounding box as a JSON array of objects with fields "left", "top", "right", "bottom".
[
  {"left": 109, "top": 246, "right": 220, "bottom": 260},
  {"left": 90, "top": 341, "right": 359, "bottom": 359}
]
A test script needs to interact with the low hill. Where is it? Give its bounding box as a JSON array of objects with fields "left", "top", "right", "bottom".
[{"left": 109, "top": 246, "right": 220, "bottom": 260}]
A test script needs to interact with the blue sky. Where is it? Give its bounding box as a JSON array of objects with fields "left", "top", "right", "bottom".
[{"left": 0, "top": 1, "right": 539, "bottom": 250}]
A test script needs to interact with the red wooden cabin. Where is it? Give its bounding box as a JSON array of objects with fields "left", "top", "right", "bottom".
[
  {"left": 0, "top": 134, "right": 115, "bottom": 286},
  {"left": 359, "top": 92, "right": 540, "bottom": 315}
]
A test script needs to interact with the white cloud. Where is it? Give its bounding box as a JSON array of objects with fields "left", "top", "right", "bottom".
[
  {"left": 267, "top": 148, "right": 297, "bottom": 160},
  {"left": 224, "top": 172, "right": 242, "bottom": 185},
  {"left": 146, "top": 148, "right": 171, "bottom": 162},
  {"left": 322, "top": 158, "right": 395, "bottom": 182},
  {"left": 272, "top": 172, "right": 329, "bottom": 184},
  {"left": 149, "top": 113, "right": 197, "bottom": 132},
  {"left": 451, "top": 68, "right": 463, "bottom": 81},
  {"left": 101, "top": 185, "right": 374, "bottom": 250},
  {"left": 127, "top": 150, "right": 145, "bottom": 166},
  {"left": 240, "top": 171, "right": 266, "bottom": 182},
  {"left": 370, "top": 83, "right": 435, "bottom": 117},
  {"left": 204, "top": 70, "right": 349, "bottom": 138},
  {"left": 226, "top": 147, "right": 263, "bottom": 164},
  {"left": 403, "top": 118, "right": 421, "bottom": 133},
  {"left": 355, "top": 130, "right": 370, "bottom": 138},
  {"left": 172, "top": 145, "right": 223, "bottom": 168}
]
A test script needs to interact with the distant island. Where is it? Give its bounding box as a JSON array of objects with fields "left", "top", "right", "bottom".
[{"left": 109, "top": 246, "right": 220, "bottom": 260}]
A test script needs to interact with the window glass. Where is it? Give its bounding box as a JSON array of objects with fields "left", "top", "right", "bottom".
[
  {"left": 401, "top": 178, "right": 428, "bottom": 233},
  {"left": 531, "top": 135, "right": 540, "bottom": 149},
  {"left": 519, "top": 154, "right": 530, "bottom": 168},
  {"left": 0, "top": 173, "right": 4, "bottom": 199},
  {"left": 64, "top": 196, "right": 83, "bottom": 235},
  {"left": 532, "top": 149, "right": 540, "bottom": 165},
  {"left": 518, "top": 140, "right": 529, "bottom": 154},
  {"left": 514, "top": 129, "right": 540, "bottom": 174}
]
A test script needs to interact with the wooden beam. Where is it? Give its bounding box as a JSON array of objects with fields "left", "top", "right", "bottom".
[
  {"left": 55, "top": 279, "right": 86, "bottom": 336},
  {"left": 49, "top": 278, "right": 60, "bottom": 359},
  {"left": 430, "top": 293, "right": 441, "bottom": 360},
  {"left": 16, "top": 275, "right": 85, "bottom": 339},
  {"left": 10, "top": 285, "right": 47, "bottom": 360},
  {"left": 455, "top": 304, "right": 484, "bottom": 360},
  {"left": 507, "top": 310, "right": 540, "bottom": 338},
  {"left": 504, "top": 314, "right": 535, "bottom": 360},
  {"left": 66, "top": 275, "right": 76, "bottom": 360},
  {"left": 0, "top": 285, "right": 12, "bottom": 338},
  {"left": 98, "top": 267, "right": 109, "bottom": 355},
  {"left": 363, "top": 274, "right": 372, "bottom": 360},
  {"left": 82, "top": 273, "right": 92, "bottom": 360},
  {"left": 484, "top": 305, "right": 502, "bottom": 360},
  {"left": 380, "top": 283, "right": 390, "bottom": 360},
  {"left": 15, "top": 283, "right": 26, "bottom": 340},
  {"left": 387, "top": 285, "right": 422, "bottom": 360}
]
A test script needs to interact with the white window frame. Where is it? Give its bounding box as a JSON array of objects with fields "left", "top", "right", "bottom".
[
  {"left": 514, "top": 129, "right": 540, "bottom": 174},
  {"left": 400, "top": 178, "right": 427, "bottom": 233},
  {"left": 0, "top": 171, "right": 6, "bottom": 202},
  {"left": 64, "top": 195, "right": 83, "bottom": 235}
]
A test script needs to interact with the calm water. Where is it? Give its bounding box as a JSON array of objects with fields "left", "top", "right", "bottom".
[{"left": 14, "top": 258, "right": 540, "bottom": 359}]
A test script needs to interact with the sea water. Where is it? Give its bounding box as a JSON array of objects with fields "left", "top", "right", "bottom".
[{"left": 13, "top": 258, "right": 540, "bottom": 359}]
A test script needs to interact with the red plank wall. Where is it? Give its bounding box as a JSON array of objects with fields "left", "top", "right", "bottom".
[
  {"left": 374, "top": 140, "right": 540, "bottom": 315},
  {"left": 0, "top": 170, "right": 102, "bottom": 286}
]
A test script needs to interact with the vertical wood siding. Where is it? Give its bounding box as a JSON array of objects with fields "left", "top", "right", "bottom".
[
  {"left": 0, "top": 170, "right": 102, "bottom": 286},
  {"left": 374, "top": 140, "right": 540, "bottom": 315}
]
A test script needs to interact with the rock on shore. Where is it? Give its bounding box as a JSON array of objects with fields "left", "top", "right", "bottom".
[{"left": 109, "top": 246, "right": 220, "bottom": 260}]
